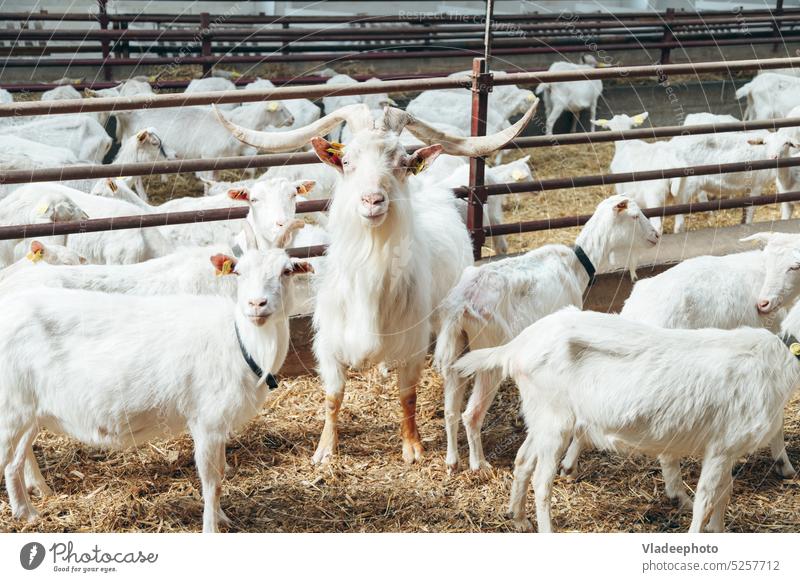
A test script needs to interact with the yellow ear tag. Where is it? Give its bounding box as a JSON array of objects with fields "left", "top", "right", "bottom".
[
  {"left": 412, "top": 159, "right": 426, "bottom": 175},
  {"left": 326, "top": 142, "right": 344, "bottom": 161},
  {"left": 35, "top": 203, "right": 49, "bottom": 216},
  {"left": 268, "top": 101, "right": 279, "bottom": 112},
  {"left": 26, "top": 250, "right": 43, "bottom": 263},
  {"left": 526, "top": 93, "right": 535, "bottom": 102},
  {"left": 791, "top": 343, "right": 800, "bottom": 357},
  {"left": 217, "top": 259, "right": 233, "bottom": 277},
  {"left": 633, "top": 115, "right": 645, "bottom": 124},
  {"left": 511, "top": 169, "right": 526, "bottom": 181},
  {"left": 298, "top": 184, "right": 308, "bottom": 195}
]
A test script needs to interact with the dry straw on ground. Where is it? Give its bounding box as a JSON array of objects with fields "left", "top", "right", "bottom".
[{"left": 1, "top": 100, "right": 798, "bottom": 532}]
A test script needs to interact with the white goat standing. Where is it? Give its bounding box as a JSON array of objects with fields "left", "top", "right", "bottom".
[
  {"left": 0, "top": 247, "right": 312, "bottom": 532},
  {"left": 215, "top": 99, "right": 537, "bottom": 464},
  {"left": 435, "top": 195, "right": 660, "bottom": 472},
  {"left": 593, "top": 112, "right": 686, "bottom": 233},
  {"left": 456, "top": 307, "right": 800, "bottom": 533},
  {"left": 537, "top": 55, "right": 603, "bottom": 136},
  {"left": 561, "top": 232, "right": 800, "bottom": 508},
  {"left": 736, "top": 72, "right": 800, "bottom": 120}
]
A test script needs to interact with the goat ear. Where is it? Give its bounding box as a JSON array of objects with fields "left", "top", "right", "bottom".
[
  {"left": 296, "top": 180, "right": 315, "bottom": 195},
  {"left": 613, "top": 199, "right": 629, "bottom": 213},
  {"left": 591, "top": 119, "right": 609, "bottom": 128},
  {"left": 210, "top": 254, "right": 237, "bottom": 276},
  {"left": 405, "top": 144, "right": 443, "bottom": 175},
  {"left": 285, "top": 260, "right": 314, "bottom": 276},
  {"left": 311, "top": 137, "right": 344, "bottom": 172},
  {"left": 228, "top": 188, "right": 250, "bottom": 201},
  {"left": 747, "top": 137, "right": 765, "bottom": 146},
  {"left": 27, "top": 241, "right": 45, "bottom": 263},
  {"left": 84, "top": 88, "right": 98, "bottom": 98},
  {"left": 632, "top": 112, "right": 649, "bottom": 125}
]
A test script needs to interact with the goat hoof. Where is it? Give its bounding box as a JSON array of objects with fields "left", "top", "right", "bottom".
[
  {"left": 507, "top": 514, "right": 533, "bottom": 532},
  {"left": 12, "top": 505, "right": 39, "bottom": 523},
  {"left": 217, "top": 509, "right": 233, "bottom": 528},
  {"left": 445, "top": 460, "right": 460, "bottom": 475},
  {"left": 402, "top": 440, "right": 424, "bottom": 464},
  {"left": 559, "top": 465, "right": 578, "bottom": 481},
  {"left": 469, "top": 460, "right": 493, "bottom": 473},
  {"left": 28, "top": 483, "right": 53, "bottom": 498},
  {"left": 774, "top": 462, "right": 797, "bottom": 479}
]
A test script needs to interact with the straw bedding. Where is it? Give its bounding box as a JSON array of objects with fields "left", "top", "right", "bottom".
[{"left": 1, "top": 90, "right": 798, "bottom": 533}]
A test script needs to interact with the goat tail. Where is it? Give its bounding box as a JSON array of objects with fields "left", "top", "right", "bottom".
[
  {"left": 433, "top": 306, "right": 467, "bottom": 373},
  {"left": 735, "top": 82, "right": 755, "bottom": 120},
  {"left": 453, "top": 344, "right": 510, "bottom": 380}
]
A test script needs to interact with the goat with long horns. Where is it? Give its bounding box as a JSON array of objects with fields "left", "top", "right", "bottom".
[{"left": 215, "top": 100, "right": 538, "bottom": 466}]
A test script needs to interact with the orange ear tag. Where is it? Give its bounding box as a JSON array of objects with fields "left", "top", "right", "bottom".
[{"left": 216, "top": 259, "right": 233, "bottom": 276}]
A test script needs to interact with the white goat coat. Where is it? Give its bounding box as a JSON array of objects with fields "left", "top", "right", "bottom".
[
  {"left": 0, "top": 288, "right": 284, "bottom": 448},
  {"left": 315, "top": 183, "right": 472, "bottom": 366},
  {"left": 10, "top": 183, "right": 169, "bottom": 264},
  {"left": 2, "top": 115, "right": 111, "bottom": 164},
  {"left": 621, "top": 251, "right": 770, "bottom": 330},
  {"left": 0, "top": 245, "right": 236, "bottom": 298}
]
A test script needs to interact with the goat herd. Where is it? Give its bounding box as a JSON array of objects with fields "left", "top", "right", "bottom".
[{"left": 0, "top": 63, "right": 799, "bottom": 535}]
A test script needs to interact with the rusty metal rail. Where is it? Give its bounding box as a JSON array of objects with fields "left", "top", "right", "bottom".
[
  {"left": 485, "top": 190, "right": 800, "bottom": 236},
  {"left": 5, "top": 116, "right": 800, "bottom": 187}
]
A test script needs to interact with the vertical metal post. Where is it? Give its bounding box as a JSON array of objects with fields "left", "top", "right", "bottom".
[
  {"left": 467, "top": 1, "right": 495, "bottom": 261},
  {"left": 281, "top": 22, "right": 290, "bottom": 55},
  {"left": 200, "top": 12, "right": 212, "bottom": 77},
  {"left": 97, "top": 0, "right": 111, "bottom": 81},
  {"left": 774, "top": 0, "right": 784, "bottom": 53},
  {"left": 468, "top": 57, "right": 491, "bottom": 261},
  {"left": 659, "top": 7, "right": 674, "bottom": 66}
]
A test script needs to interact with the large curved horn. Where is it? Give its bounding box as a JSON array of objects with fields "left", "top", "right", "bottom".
[
  {"left": 401, "top": 97, "right": 539, "bottom": 157},
  {"left": 214, "top": 103, "right": 371, "bottom": 153}
]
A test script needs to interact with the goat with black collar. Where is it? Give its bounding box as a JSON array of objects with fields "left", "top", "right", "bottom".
[
  {"left": 0, "top": 245, "right": 311, "bottom": 532},
  {"left": 435, "top": 195, "right": 660, "bottom": 473}
]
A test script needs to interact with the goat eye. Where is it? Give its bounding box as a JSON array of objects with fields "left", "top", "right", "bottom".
[
  {"left": 790, "top": 264, "right": 800, "bottom": 271},
  {"left": 282, "top": 267, "right": 293, "bottom": 276}
]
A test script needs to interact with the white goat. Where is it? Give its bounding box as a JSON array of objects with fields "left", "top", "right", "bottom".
[
  {"left": 114, "top": 104, "right": 293, "bottom": 180},
  {"left": 94, "top": 176, "right": 313, "bottom": 249},
  {"left": 0, "top": 190, "right": 89, "bottom": 267},
  {"left": 2, "top": 115, "right": 111, "bottom": 164},
  {"left": 455, "top": 307, "right": 800, "bottom": 533},
  {"left": 736, "top": 72, "right": 800, "bottom": 120},
  {"left": 593, "top": 112, "right": 686, "bottom": 233},
  {"left": 435, "top": 195, "right": 660, "bottom": 472},
  {"left": 423, "top": 157, "right": 534, "bottom": 255},
  {"left": 0, "top": 248, "right": 312, "bottom": 532},
  {"left": 670, "top": 128, "right": 799, "bottom": 223},
  {"left": 0, "top": 240, "right": 86, "bottom": 287},
  {"left": 245, "top": 78, "right": 321, "bottom": 131},
  {"left": 8, "top": 183, "right": 169, "bottom": 265},
  {"left": 215, "top": 99, "right": 537, "bottom": 464},
  {"left": 567, "top": 233, "right": 800, "bottom": 504},
  {"left": 40, "top": 85, "right": 82, "bottom": 101},
  {"left": 186, "top": 77, "right": 238, "bottom": 111},
  {"left": 536, "top": 55, "right": 603, "bottom": 135}
]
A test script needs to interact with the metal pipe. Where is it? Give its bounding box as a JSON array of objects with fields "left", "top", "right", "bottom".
[
  {"left": 484, "top": 190, "right": 800, "bottom": 236},
  {"left": 7, "top": 116, "right": 800, "bottom": 186},
  {"left": 453, "top": 156, "right": 800, "bottom": 199},
  {"left": 0, "top": 198, "right": 330, "bottom": 242}
]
